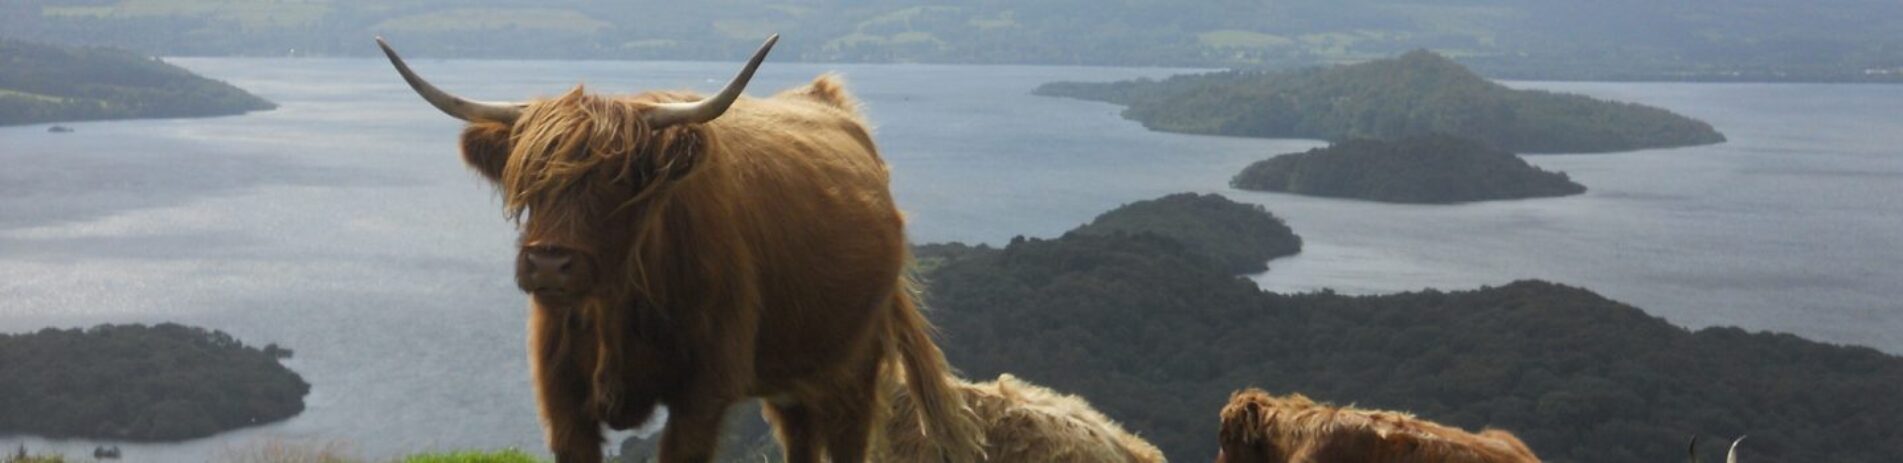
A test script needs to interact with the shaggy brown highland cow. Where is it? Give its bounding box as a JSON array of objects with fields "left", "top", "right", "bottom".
[
  {"left": 880, "top": 373, "right": 1167, "bottom": 463},
  {"left": 377, "top": 35, "right": 985, "bottom": 463},
  {"left": 1217, "top": 389, "right": 1539, "bottom": 463}
]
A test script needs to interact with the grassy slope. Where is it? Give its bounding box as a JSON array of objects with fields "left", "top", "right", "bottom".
[{"left": 3, "top": 449, "right": 546, "bottom": 463}]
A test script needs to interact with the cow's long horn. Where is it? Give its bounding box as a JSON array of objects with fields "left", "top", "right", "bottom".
[
  {"left": 642, "top": 34, "right": 778, "bottom": 128},
  {"left": 376, "top": 37, "right": 524, "bottom": 123},
  {"left": 1727, "top": 436, "right": 1745, "bottom": 463}
]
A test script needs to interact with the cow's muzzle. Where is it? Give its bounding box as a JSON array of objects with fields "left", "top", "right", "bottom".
[{"left": 515, "top": 246, "right": 594, "bottom": 306}]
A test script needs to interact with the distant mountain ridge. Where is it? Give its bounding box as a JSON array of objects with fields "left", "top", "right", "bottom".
[
  {"left": 1037, "top": 51, "right": 1726, "bottom": 153},
  {"left": 5, "top": 0, "right": 1903, "bottom": 81},
  {"left": 0, "top": 38, "right": 275, "bottom": 126}
]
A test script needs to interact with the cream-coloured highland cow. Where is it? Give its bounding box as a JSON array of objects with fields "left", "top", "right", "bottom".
[
  {"left": 880, "top": 373, "right": 1167, "bottom": 463},
  {"left": 1218, "top": 389, "right": 1539, "bottom": 463}
]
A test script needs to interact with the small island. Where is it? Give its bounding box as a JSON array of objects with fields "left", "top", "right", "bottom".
[
  {"left": 0, "top": 323, "right": 309, "bottom": 441},
  {"left": 1036, "top": 50, "right": 1726, "bottom": 154},
  {"left": 0, "top": 38, "right": 275, "bottom": 126},
  {"left": 912, "top": 193, "right": 1302, "bottom": 276},
  {"left": 1069, "top": 193, "right": 1301, "bottom": 273},
  {"left": 1231, "top": 135, "right": 1587, "bottom": 204}
]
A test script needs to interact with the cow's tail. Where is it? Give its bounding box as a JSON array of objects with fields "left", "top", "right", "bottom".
[{"left": 886, "top": 275, "right": 987, "bottom": 462}]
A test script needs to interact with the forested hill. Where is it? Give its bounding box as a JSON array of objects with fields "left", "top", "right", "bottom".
[
  {"left": 915, "top": 194, "right": 1903, "bottom": 463},
  {"left": 1231, "top": 135, "right": 1587, "bottom": 203},
  {"left": 0, "top": 38, "right": 275, "bottom": 126},
  {"left": 0, "top": 323, "right": 308, "bottom": 441},
  {"left": 6, "top": 0, "right": 1903, "bottom": 81},
  {"left": 1069, "top": 193, "right": 1301, "bottom": 274},
  {"left": 1037, "top": 51, "right": 1726, "bottom": 153}
]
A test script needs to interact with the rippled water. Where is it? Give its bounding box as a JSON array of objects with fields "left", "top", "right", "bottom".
[{"left": 1, "top": 58, "right": 1898, "bottom": 461}]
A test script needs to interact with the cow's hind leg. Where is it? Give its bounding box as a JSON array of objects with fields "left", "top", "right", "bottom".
[
  {"left": 816, "top": 355, "right": 883, "bottom": 463},
  {"left": 764, "top": 401, "right": 824, "bottom": 463},
  {"left": 817, "top": 401, "right": 876, "bottom": 463}
]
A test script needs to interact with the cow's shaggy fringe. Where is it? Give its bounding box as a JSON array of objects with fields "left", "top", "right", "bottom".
[
  {"left": 500, "top": 87, "right": 707, "bottom": 221},
  {"left": 1220, "top": 389, "right": 1540, "bottom": 463}
]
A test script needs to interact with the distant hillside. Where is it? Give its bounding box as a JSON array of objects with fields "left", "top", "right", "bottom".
[
  {"left": 1038, "top": 50, "right": 1726, "bottom": 153},
  {"left": 6, "top": 0, "right": 1903, "bottom": 81},
  {"left": 1071, "top": 193, "right": 1301, "bottom": 273},
  {"left": 0, "top": 323, "right": 307, "bottom": 441},
  {"left": 1232, "top": 135, "right": 1587, "bottom": 203},
  {"left": 926, "top": 230, "right": 1903, "bottom": 463},
  {"left": 0, "top": 38, "right": 274, "bottom": 126}
]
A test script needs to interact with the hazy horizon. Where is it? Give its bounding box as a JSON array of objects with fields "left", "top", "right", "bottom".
[{"left": 7, "top": 0, "right": 1903, "bottom": 81}]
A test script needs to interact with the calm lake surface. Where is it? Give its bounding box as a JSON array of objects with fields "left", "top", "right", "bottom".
[{"left": 2, "top": 58, "right": 1899, "bottom": 461}]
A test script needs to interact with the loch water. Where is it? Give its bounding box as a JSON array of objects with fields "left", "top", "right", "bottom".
[{"left": 2, "top": 58, "right": 1899, "bottom": 461}]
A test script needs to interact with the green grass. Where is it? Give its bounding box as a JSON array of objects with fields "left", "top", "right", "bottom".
[
  {"left": 398, "top": 450, "right": 544, "bottom": 463},
  {"left": 713, "top": 19, "right": 778, "bottom": 39},
  {"left": 855, "top": 5, "right": 960, "bottom": 30},
  {"left": 372, "top": 8, "right": 608, "bottom": 33},
  {"left": 967, "top": 12, "right": 1017, "bottom": 30},
  {"left": 1374, "top": 4, "right": 1512, "bottom": 48},
  {"left": 4, "top": 455, "right": 71, "bottom": 463},
  {"left": 1197, "top": 30, "right": 1295, "bottom": 48},
  {"left": 41, "top": 0, "right": 331, "bottom": 28},
  {"left": 0, "top": 89, "right": 67, "bottom": 102},
  {"left": 7, "top": 444, "right": 544, "bottom": 463}
]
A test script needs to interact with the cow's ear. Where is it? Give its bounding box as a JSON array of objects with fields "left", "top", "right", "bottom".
[{"left": 460, "top": 122, "right": 512, "bottom": 182}]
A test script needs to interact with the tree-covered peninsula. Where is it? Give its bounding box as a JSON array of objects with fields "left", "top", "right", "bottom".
[
  {"left": 622, "top": 194, "right": 1903, "bottom": 462},
  {"left": 0, "top": 323, "right": 308, "bottom": 441},
  {"left": 905, "top": 194, "right": 1899, "bottom": 462},
  {"left": 0, "top": 38, "right": 275, "bottom": 126},
  {"left": 1231, "top": 135, "right": 1587, "bottom": 203},
  {"left": 1036, "top": 50, "right": 1726, "bottom": 153}
]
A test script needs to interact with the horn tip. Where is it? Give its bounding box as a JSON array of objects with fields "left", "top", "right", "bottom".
[{"left": 375, "top": 37, "right": 399, "bottom": 58}]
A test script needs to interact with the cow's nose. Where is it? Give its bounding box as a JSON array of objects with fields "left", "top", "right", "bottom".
[
  {"left": 525, "top": 249, "right": 572, "bottom": 276},
  {"left": 516, "top": 247, "right": 585, "bottom": 295}
]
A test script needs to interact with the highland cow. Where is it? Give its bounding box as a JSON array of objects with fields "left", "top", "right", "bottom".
[
  {"left": 1688, "top": 435, "right": 1746, "bottom": 463},
  {"left": 378, "top": 35, "right": 985, "bottom": 463},
  {"left": 1217, "top": 389, "right": 1539, "bottom": 463},
  {"left": 880, "top": 373, "right": 1167, "bottom": 463}
]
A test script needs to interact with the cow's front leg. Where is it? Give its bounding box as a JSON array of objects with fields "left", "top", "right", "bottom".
[
  {"left": 658, "top": 397, "right": 734, "bottom": 463},
  {"left": 657, "top": 294, "right": 757, "bottom": 462},
  {"left": 596, "top": 339, "right": 664, "bottom": 430},
  {"left": 590, "top": 303, "right": 626, "bottom": 418},
  {"left": 531, "top": 305, "right": 604, "bottom": 463}
]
